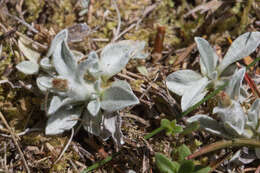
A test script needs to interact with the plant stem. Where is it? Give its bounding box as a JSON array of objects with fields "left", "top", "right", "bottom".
[
  {"left": 0, "top": 111, "right": 30, "bottom": 173},
  {"left": 82, "top": 152, "right": 120, "bottom": 173},
  {"left": 244, "top": 72, "right": 260, "bottom": 98},
  {"left": 187, "top": 138, "right": 260, "bottom": 160},
  {"left": 152, "top": 25, "right": 165, "bottom": 62},
  {"left": 144, "top": 126, "right": 164, "bottom": 140},
  {"left": 244, "top": 56, "right": 260, "bottom": 98}
]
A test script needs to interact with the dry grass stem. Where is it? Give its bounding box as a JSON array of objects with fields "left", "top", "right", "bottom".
[{"left": 0, "top": 111, "right": 30, "bottom": 173}]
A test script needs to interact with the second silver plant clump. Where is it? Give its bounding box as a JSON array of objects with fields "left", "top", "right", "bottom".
[
  {"left": 166, "top": 32, "right": 260, "bottom": 163},
  {"left": 16, "top": 28, "right": 148, "bottom": 145},
  {"left": 166, "top": 32, "right": 260, "bottom": 112}
]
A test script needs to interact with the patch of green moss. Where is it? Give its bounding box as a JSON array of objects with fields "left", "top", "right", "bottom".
[
  {"left": 0, "top": 45, "right": 13, "bottom": 76},
  {"left": 216, "top": 16, "right": 238, "bottom": 33},
  {"left": 125, "top": 28, "right": 151, "bottom": 42},
  {"left": 50, "top": 0, "right": 75, "bottom": 28},
  {"left": 51, "top": 161, "right": 69, "bottom": 172},
  {"left": 22, "top": 134, "right": 48, "bottom": 146},
  {"left": 24, "top": 0, "right": 45, "bottom": 23}
]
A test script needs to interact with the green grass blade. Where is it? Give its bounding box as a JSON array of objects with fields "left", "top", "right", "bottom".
[{"left": 81, "top": 152, "right": 120, "bottom": 173}]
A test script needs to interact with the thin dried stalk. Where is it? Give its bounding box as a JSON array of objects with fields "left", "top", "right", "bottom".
[{"left": 0, "top": 111, "right": 30, "bottom": 173}]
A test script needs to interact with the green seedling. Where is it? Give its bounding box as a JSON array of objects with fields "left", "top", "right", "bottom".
[{"left": 155, "top": 144, "right": 211, "bottom": 173}]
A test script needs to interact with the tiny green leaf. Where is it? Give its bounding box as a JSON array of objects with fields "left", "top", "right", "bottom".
[
  {"left": 194, "top": 167, "right": 211, "bottom": 173},
  {"left": 155, "top": 153, "right": 179, "bottom": 173},
  {"left": 161, "top": 119, "right": 172, "bottom": 129},
  {"left": 181, "top": 122, "right": 200, "bottom": 135},
  {"left": 161, "top": 119, "right": 173, "bottom": 136},
  {"left": 171, "top": 120, "right": 183, "bottom": 134},
  {"left": 177, "top": 144, "right": 191, "bottom": 162},
  {"left": 136, "top": 66, "right": 148, "bottom": 76},
  {"left": 178, "top": 160, "right": 194, "bottom": 173}
]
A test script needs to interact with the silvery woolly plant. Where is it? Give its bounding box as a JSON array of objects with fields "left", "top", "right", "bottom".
[
  {"left": 166, "top": 32, "right": 260, "bottom": 111},
  {"left": 185, "top": 55, "right": 260, "bottom": 164},
  {"left": 187, "top": 72, "right": 260, "bottom": 163},
  {"left": 16, "top": 28, "right": 148, "bottom": 145},
  {"left": 186, "top": 67, "right": 252, "bottom": 139}
]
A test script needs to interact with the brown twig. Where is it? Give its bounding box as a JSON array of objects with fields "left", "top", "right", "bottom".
[
  {"left": 125, "top": 70, "right": 148, "bottom": 81},
  {"left": 243, "top": 168, "right": 257, "bottom": 172},
  {"left": 121, "top": 113, "right": 150, "bottom": 127},
  {"left": 3, "top": 142, "right": 8, "bottom": 173},
  {"left": 0, "top": 111, "right": 30, "bottom": 173},
  {"left": 68, "top": 159, "right": 79, "bottom": 173},
  {"left": 112, "top": 0, "right": 121, "bottom": 42},
  {"left": 184, "top": 0, "right": 223, "bottom": 18},
  {"left": 152, "top": 26, "right": 165, "bottom": 63},
  {"left": 236, "top": 62, "right": 260, "bottom": 98},
  {"left": 113, "top": 4, "right": 157, "bottom": 41},
  {"left": 15, "top": 0, "right": 24, "bottom": 20},
  {"left": 170, "top": 35, "right": 207, "bottom": 66},
  {"left": 117, "top": 72, "right": 146, "bottom": 90},
  {"left": 173, "top": 43, "right": 197, "bottom": 66},
  {"left": 113, "top": 23, "right": 136, "bottom": 42},
  {"left": 255, "top": 165, "right": 260, "bottom": 173},
  {"left": 208, "top": 151, "right": 233, "bottom": 173},
  {"left": 187, "top": 138, "right": 260, "bottom": 160},
  {"left": 0, "top": 128, "right": 42, "bottom": 138},
  {"left": 0, "top": 29, "right": 16, "bottom": 41},
  {"left": 0, "top": 127, "right": 9, "bottom": 133},
  {"left": 244, "top": 72, "right": 260, "bottom": 98},
  {"left": 15, "top": 31, "right": 48, "bottom": 51},
  {"left": 0, "top": 80, "right": 21, "bottom": 89},
  {"left": 3, "top": 11, "right": 38, "bottom": 34},
  {"left": 87, "top": 0, "right": 94, "bottom": 25},
  {"left": 54, "top": 128, "right": 74, "bottom": 164}
]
